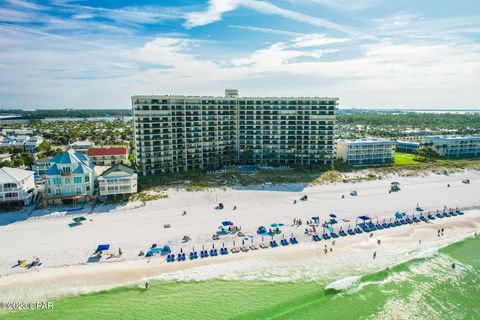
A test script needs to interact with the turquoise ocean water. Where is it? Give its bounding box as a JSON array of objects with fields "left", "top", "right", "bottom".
[{"left": 2, "top": 237, "right": 479, "bottom": 320}]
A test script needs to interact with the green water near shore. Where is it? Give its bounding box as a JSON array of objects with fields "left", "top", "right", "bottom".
[{"left": 2, "top": 237, "right": 480, "bottom": 320}]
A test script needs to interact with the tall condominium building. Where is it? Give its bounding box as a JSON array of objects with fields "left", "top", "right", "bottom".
[{"left": 132, "top": 90, "right": 337, "bottom": 175}]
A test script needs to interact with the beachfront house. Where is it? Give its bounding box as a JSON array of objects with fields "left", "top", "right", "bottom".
[
  {"left": 98, "top": 164, "right": 137, "bottom": 200},
  {"left": 336, "top": 138, "right": 395, "bottom": 165},
  {"left": 32, "top": 157, "right": 52, "bottom": 180},
  {"left": 87, "top": 147, "right": 129, "bottom": 166},
  {"left": 423, "top": 136, "right": 480, "bottom": 158},
  {"left": 44, "top": 150, "right": 96, "bottom": 205},
  {"left": 0, "top": 167, "right": 35, "bottom": 206}
]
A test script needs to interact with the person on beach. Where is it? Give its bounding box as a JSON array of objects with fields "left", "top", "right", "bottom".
[
  {"left": 332, "top": 240, "right": 335, "bottom": 246},
  {"left": 118, "top": 248, "right": 122, "bottom": 256},
  {"left": 330, "top": 247, "right": 333, "bottom": 252},
  {"left": 438, "top": 229, "right": 440, "bottom": 237},
  {"left": 293, "top": 200, "right": 296, "bottom": 204},
  {"left": 182, "top": 211, "right": 187, "bottom": 216},
  {"left": 145, "top": 282, "right": 150, "bottom": 289},
  {"left": 452, "top": 263, "right": 456, "bottom": 269},
  {"left": 377, "top": 239, "right": 381, "bottom": 245},
  {"left": 373, "top": 251, "right": 377, "bottom": 259},
  {"left": 419, "top": 240, "right": 422, "bottom": 245}
]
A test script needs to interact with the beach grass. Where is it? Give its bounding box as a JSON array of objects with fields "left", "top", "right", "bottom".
[{"left": 136, "top": 156, "right": 480, "bottom": 192}]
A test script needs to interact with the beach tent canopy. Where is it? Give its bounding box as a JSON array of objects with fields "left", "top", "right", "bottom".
[
  {"left": 395, "top": 211, "right": 405, "bottom": 219},
  {"left": 312, "top": 216, "right": 319, "bottom": 220},
  {"left": 391, "top": 181, "right": 400, "bottom": 185},
  {"left": 96, "top": 244, "right": 110, "bottom": 252},
  {"left": 357, "top": 216, "right": 370, "bottom": 221},
  {"left": 271, "top": 223, "right": 284, "bottom": 227},
  {"left": 222, "top": 221, "right": 233, "bottom": 226},
  {"left": 329, "top": 214, "right": 337, "bottom": 218}
]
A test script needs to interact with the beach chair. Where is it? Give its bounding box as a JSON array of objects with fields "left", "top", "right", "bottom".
[
  {"left": 456, "top": 210, "right": 464, "bottom": 215},
  {"left": 331, "top": 232, "right": 339, "bottom": 238},
  {"left": 413, "top": 217, "right": 420, "bottom": 223},
  {"left": 281, "top": 239, "right": 289, "bottom": 246},
  {"left": 449, "top": 210, "right": 457, "bottom": 216},
  {"left": 347, "top": 229, "right": 355, "bottom": 236},
  {"left": 443, "top": 211, "right": 451, "bottom": 218},
  {"left": 290, "top": 237, "right": 298, "bottom": 244},
  {"left": 167, "top": 254, "right": 175, "bottom": 262},
  {"left": 427, "top": 214, "right": 435, "bottom": 220},
  {"left": 436, "top": 213, "right": 444, "bottom": 219},
  {"left": 260, "top": 243, "right": 269, "bottom": 249}
]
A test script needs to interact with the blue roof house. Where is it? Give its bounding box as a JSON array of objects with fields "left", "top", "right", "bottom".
[{"left": 44, "top": 149, "right": 96, "bottom": 205}]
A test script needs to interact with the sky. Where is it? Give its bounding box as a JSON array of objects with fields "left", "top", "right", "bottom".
[{"left": 0, "top": 0, "right": 479, "bottom": 109}]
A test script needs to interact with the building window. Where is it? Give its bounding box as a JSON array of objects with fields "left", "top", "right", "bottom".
[
  {"left": 62, "top": 167, "right": 71, "bottom": 174},
  {"left": 64, "top": 177, "right": 71, "bottom": 184},
  {"left": 74, "top": 177, "right": 82, "bottom": 184},
  {"left": 86, "top": 186, "right": 90, "bottom": 191},
  {"left": 85, "top": 175, "right": 90, "bottom": 183},
  {"left": 75, "top": 186, "right": 82, "bottom": 193}
]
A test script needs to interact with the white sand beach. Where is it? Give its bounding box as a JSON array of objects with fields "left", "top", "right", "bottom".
[{"left": 1, "top": 170, "right": 479, "bottom": 302}]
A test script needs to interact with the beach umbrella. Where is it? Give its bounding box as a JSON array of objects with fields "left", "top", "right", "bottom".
[
  {"left": 222, "top": 221, "right": 233, "bottom": 226},
  {"left": 329, "top": 214, "right": 337, "bottom": 218}
]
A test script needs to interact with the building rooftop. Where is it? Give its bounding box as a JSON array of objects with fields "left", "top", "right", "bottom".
[
  {"left": 99, "top": 164, "right": 136, "bottom": 179},
  {"left": 338, "top": 138, "right": 395, "bottom": 144},
  {"left": 87, "top": 147, "right": 128, "bottom": 157},
  {"left": 0, "top": 167, "right": 34, "bottom": 183},
  {"left": 425, "top": 136, "right": 480, "bottom": 141}
]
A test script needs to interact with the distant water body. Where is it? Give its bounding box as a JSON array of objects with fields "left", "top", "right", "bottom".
[
  {"left": 42, "top": 116, "right": 132, "bottom": 122},
  {"left": 4, "top": 236, "right": 479, "bottom": 320}
]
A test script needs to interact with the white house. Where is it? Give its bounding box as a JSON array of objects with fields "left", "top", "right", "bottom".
[
  {"left": 98, "top": 164, "right": 137, "bottom": 199},
  {"left": 0, "top": 167, "right": 35, "bottom": 206}
]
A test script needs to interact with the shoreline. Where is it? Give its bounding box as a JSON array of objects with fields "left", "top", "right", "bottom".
[
  {"left": 1, "top": 210, "right": 479, "bottom": 304},
  {"left": 1, "top": 169, "right": 480, "bottom": 304}
]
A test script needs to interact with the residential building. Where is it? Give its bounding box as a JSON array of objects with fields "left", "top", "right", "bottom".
[
  {"left": 0, "top": 153, "right": 12, "bottom": 163},
  {"left": 23, "top": 135, "right": 44, "bottom": 154},
  {"left": 396, "top": 141, "right": 420, "bottom": 153},
  {"left": 0, "top": 167, "right": 35, "bottom": 206},
  {"left": 44, "top": 149, "right": 96, "bottom": 205},
  {"left": 98, "top": 164, "right": 137, "bottom": 199},
  {"left": 0, "top": 135, "right": 43, "bottom": 154},
  {"left": 69, "top": 140, "right": 94, "bottom": 152},
  {"left": 132, "top": 89, "right": 337, "bottom": 175},
  {"left": 423, "top": 136, "right": 480, "bottom": 158},
  {"left": 87, "top": 147, "right": 129, "bottom": 166},
  {"left": 336, "top": 138, "right": 395, "bottom": 165},
  {"left": 32, "top": 157, "right": 52, "bottom": 179}
]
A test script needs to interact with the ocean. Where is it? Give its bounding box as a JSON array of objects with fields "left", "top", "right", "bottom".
[{"left": 2, "top": 237, "right": 479, "bottom": 320}]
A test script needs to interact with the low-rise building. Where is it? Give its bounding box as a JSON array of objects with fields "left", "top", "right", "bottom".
[
  {"left": 336, "top": 138, "right": 395, "bottom": 165},
  {"left": 0, "top": 135, "right": 43, "bottom": 154},
  {"left": 98, "top": 164, "right": 137, "bottom": 199},
  {"left": 87, "top": 147, "right": 129, "bottom": 166},
  {"left": 396, "top": 141, "right": 420, "bottom": 153},
  {"left": 423, "top": 136, "right": 480, "bottom": 158},
  {"left": 44, "top": 150, "right": 96, "bottom": 205},
  {"left": 32, "top": 157, "right": 52, "bottom": 179},
  {"left": 0, "top": 153, "right": 12, "bottom": 163},
  {"left": 69, "top": 140, "right": 94, "bottom": 152},
  {"left": 0, "top": 167, "right": 35, "bottom": 206}
]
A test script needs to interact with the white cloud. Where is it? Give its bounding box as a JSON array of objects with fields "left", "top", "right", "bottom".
[
  {"left": 229, "top": 25, "right": 303, "bottom": 37},
  {"left": 284, "top": 0, "right": 380, "bottom": 11},
  {"left": 6, "top": 0, "right": 48, "bottom": 11},
  {"left": 183, "top": 0, "right": 357, "bottom": 35},
  {"left": 292, "top": 33, "right": 349, "bottom": 47}
]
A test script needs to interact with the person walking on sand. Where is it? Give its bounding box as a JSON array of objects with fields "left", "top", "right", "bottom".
[
  {"left": 377, "top": 239, "right": 381, "bottom": 245},
  {"left": 373, "top": 251, "right": 377, "bottom": 259},
  {"left": 145, "top": 282, "right": 150, "bottom": 289},
  {"left": 438, "top": 229, "right": 441, "bottom": 237},
  {"left": 182, "top": 211, "right": 187, "bottom": 216},
  {"left": 118, "top": 248, "right": 122, "bottom": 256}
]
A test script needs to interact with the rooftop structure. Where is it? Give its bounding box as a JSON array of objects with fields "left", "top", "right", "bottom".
[{"left": 87, "top": 147, "right": 129, "bottom": 166}]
